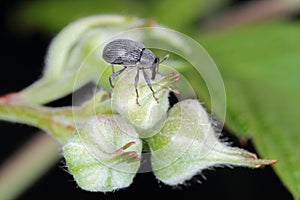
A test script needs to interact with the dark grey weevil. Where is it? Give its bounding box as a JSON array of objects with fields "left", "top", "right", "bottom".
[{"left": 102, "top": 39, "right": 168, "bottom": 105}]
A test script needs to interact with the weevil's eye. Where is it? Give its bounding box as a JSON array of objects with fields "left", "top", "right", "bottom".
[{"left": 154, "top": 57, "right": 159, "bottom": 64}]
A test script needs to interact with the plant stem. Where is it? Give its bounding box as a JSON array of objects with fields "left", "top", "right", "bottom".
[
  {"left": 0, "top": 133, "right": 60, "bottom": 200},
  {"left": 0, "top": 101, "right": 74, "bottom": 143},
  {"left": 0, "top": 91, "right": 112, "bottom": 143}
]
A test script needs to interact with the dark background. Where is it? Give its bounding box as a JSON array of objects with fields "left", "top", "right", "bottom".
[{"left": 0, "top": 0, "right": 294, "bottom": 199}]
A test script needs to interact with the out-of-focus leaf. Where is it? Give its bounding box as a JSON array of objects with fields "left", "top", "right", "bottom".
[
  {"left": 198, "top": 21, "right": 300, "bottom": 198},
  {"left": 152, "top": 0, "right": 227, "bottom": 31},
  {"left": 11, "top": 0, "right": 141, "bottom": 33},
  {"left": 11, "top": 0, "right": 227, "bottom": 33}
]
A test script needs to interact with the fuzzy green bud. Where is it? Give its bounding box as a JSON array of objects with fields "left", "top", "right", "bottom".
[
  {"left": 147, "top": 99, "right": 276, "bottom": 185},
  {"left": 111, "top": 69, "right": 179, "bottom": 138},
  {"left": 63, "top": 114, "right": 142, "bottom": 192}
]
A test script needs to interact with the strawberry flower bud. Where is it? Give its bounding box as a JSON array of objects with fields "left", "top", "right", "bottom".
[
  {"left": 147, "top": 99, "right": 276, "bottom": 185},
  {"left": 63, "top": 115, "right": 142, "bottom": 192},
  {"left": 111, "top": 69, "right": 179, "bottom": 138}
]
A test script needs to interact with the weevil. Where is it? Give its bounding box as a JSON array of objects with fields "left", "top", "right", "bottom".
[{"left": 102, "top": 39, "right": 168, "bottom": 105}]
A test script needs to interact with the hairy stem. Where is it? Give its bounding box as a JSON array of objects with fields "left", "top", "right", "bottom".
[{"left": 0, "top": 91, "right": 112, "bottom": 142}]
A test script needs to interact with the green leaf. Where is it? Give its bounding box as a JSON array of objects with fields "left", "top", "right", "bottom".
[
  {"left": 152, "top": 0, "right": 227, "bottom": 31},
  {"left": 199, "top": 21, "right": 300, "bottom": 198},
  {"left": 11, "top": 0, "right": 139, "bottom": 33},
  {"left": 11, "top": 0, "right": 227, "bottom": 33}
]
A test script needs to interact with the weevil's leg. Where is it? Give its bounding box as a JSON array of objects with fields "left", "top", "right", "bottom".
[
  {"left": 134, "top": 69, "right": 140, "bottom": 105},
  {"left": 111, "top": 64, "right": 115, "bottom": 73},
  {"left": 109, "top": 64, "right": 115, "bottom": 87},
  {"left": 109, "top": 66, "right": 127, "bottom": 88},
  {"left": 142, "top": 69, "right": 158, "bottom": 103},
  {"left": 151, "top": 64, "right": 157, "bottom": 80}
]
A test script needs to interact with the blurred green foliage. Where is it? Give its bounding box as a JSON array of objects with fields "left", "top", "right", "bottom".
[
  {"left": 11, "top": 0, "right": 224, "bottom": 33},
  {"left": 8, "top": 0, "right": 300, "bottom": 198},
  {"left": 200, "top": 21, "right": 300, "bottom": 198}
]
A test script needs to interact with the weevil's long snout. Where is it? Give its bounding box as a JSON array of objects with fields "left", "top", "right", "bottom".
[
  {"left": 151, "top": 54, "right": 169, "bottom": 80},
  {"left": 151, "top": 57, "right": 159, "bottom": 80}
]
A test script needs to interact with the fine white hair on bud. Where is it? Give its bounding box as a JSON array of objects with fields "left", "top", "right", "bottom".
[
  {"left": 63, "top": 115, "right": 142, "bottom": 192},
  {"left": 147, "top": 99, "right": 277, "bottom": 185},
  {"left": 111, "top": 68, "right": 179, "bottom": 138}
]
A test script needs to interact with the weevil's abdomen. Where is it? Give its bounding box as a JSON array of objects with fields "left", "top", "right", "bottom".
[{"left": 102, "top": 39, "right": 145, "bottom": 65}]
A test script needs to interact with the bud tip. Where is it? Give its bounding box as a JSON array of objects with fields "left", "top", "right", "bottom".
[
  {"left": 125, "top": 151, "right": 141, "bottom": 161},
  {"left": 0, "top": 92, "right": 19, "bottom": 103}
]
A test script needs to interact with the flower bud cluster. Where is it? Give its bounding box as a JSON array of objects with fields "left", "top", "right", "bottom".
[{"left": 63, "top": 70, "right": 276, "bottom": 191}]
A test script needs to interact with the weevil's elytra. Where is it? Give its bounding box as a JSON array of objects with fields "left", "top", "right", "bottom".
[{"left": 102, "top": 39, "right": 169, "bottom": 105}]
